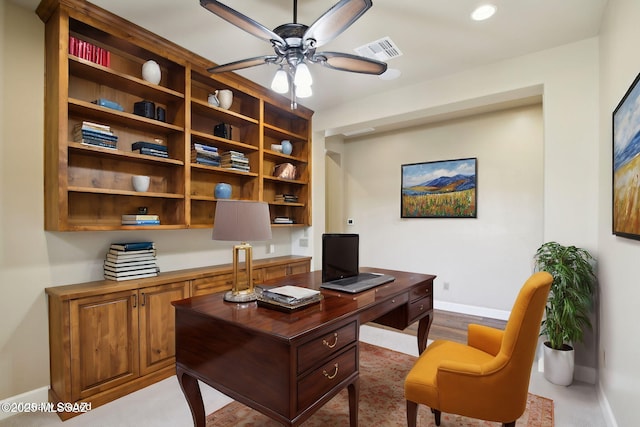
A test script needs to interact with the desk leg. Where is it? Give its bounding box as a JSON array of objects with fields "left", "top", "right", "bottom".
[
  {"left": 417, "top": 312, "right": 433, "bottom": 354},
  {"left": 177, "top": 366, "right": 206, "bottom": 427},
  {"left": 348, "top": 377, "right": 360, "bottom": 427}
]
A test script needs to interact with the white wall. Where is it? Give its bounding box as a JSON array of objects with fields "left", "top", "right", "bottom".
[
  {"left": 337, "top": 105, "right": 544, "bottom": 312},
  {"left": 0, "top": 2, "right": 296, "bottom": 400},
  {"left": 598, "top": 0, "right": 640, "bottom": 425},
  {"left": 312, "top": 38, "right": 600, "bottom": 376}
]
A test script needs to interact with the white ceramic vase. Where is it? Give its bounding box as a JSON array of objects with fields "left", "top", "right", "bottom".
[
  {"left": 142, "top": 60, "right": 161, "bottom": 85},
  {"left": 542, "top": 342, "right": 574, "bottom": 386},
  {"left": 216, "top": 89, "right": 233, "bottom": 109},
  {"left": 132, "top": 175, "right": 150, "bottom": 192}
]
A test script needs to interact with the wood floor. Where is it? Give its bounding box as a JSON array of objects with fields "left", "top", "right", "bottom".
[{"left": 372, "top": 309, "right": 507, "bottom": 344}]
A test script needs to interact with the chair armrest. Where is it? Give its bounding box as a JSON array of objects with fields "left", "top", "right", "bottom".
[{"left": 467, "top": 324, "right": 503, "bottom": 356}]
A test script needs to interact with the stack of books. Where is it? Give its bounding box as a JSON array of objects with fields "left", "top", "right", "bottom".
[
  {"left": 220, "top": 150, "right": 250, "bottom": 172},
  {"left": 132, "top": 141, "right": 168, "bottom": 158},
  {"left": 104, "top": 242, "right": 159, "bottom": 281},
  {"left": 74, "top": 121, "right": 117, "bottom": 149},
  {"left": 256, "top": 285, "right": 322, "bottom": 311},
  {"left": 273, "top": 216, "right": 294, "bottom": 224},
  {"left": 192, "top": 141, "right": 220, "bottom": 167},
  {"left": 69, "top": 35, "right": 111, "bottom": 67},
  {"left": 275, "top": 193, "right": 298, "bottom": 203},
  {"left": 121, "top": 214, "right": 160, "bottom": 226}
]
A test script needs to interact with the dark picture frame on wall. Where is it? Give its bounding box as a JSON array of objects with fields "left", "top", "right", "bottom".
[
  {"left": 613, "top": 72, "right": 640, "bottom": 240},
  {"left": 401, "top": 158, "right": 477, "bottom": 218}
]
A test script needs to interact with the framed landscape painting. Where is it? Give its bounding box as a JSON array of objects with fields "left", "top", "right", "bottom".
[
  {"left": 401, "top": 158, "right": 477, "bottom": 218},
  {"left": 613, "top": 72, "right": 640, "bottom": 240}
]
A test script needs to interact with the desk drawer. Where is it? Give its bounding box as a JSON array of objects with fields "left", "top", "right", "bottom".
[
  {"left": 409, "top": 281, "right": 432, "bottom": 302},
  {"left": 297, "top": 345, "right": 357, "bottom": 412},
  {"left": 408, "top": 296, "right": 432, "bottom": 324},
  {"left": 297, "top": 321, "right": 357, "bottom": 374}
]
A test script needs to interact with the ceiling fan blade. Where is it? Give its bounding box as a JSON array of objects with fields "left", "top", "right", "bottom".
[
  {"left": 314, "top": 51, "right": 387, "bottom": 75},
  {"left": 207, "top": 55, "right": 278, "bottom": 73},
  {"left": 200, "top": 0, "right": 286, "bottom": 46},
  {"left": 303, "top": 0, "right": 372, "bottom": 47}
]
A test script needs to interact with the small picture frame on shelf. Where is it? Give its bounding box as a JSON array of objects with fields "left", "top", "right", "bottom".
[{"left": 274, "top": 163, "right": 297, "bottom": 180}]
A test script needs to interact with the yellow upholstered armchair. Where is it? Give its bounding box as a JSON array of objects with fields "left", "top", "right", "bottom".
[{"left": 404, "top": 272, "right": 552, "bottom": 427}]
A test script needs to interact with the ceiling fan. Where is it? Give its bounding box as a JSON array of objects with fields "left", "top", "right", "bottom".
[{"left": 200, "top": 0, "right": 388, "bottom": 108}]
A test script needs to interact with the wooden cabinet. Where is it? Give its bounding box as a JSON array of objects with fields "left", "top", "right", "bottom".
[
  {"left": 69, "top": 290, "right": 139, "bottom": 401},
  {"left": 37, "top": 0, "right": 313, "bottom": 231},
  {"left": 46, "top": 255, "right": 310, "bottom": 419}
]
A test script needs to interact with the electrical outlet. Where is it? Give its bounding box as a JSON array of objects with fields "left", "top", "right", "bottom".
[
  {"left": 443, "top": 282, "right": 450, "bottom": 291},
  {"left": 299, "top": 238, "right": 309, "bottom": 247},
  {"left": 267, "top": 244, "right": 275, "bottom": 254},
  {"left": 347, "top": 218, "right": 354, "bottom": 226}
]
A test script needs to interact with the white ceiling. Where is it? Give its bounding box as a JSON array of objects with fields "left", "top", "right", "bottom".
[{"left": 16, "top": 0, "right": 607, "bottom": 113}]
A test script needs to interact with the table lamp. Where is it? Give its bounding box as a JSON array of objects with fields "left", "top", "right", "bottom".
[{"left": 212, "top": 200, "right": 272, "bottom": 302}]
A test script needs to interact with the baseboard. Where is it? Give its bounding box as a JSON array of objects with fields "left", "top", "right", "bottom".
[
  {"left": 598, "top": 380, "right": 619, "bottom": 427},
  {"left": 0, "top": 386, "right": 49, "bottom": 421},
  {"left": 434, "top": 300, "right": 511, "bottom": 321}
]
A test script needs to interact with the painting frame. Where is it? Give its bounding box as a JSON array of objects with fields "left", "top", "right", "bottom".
[
  {"left": 613, "top": 72, "right": 640, "bottom": 240},
  {"left": 401, "top": 157, "right": 477, "bottom": 218}
]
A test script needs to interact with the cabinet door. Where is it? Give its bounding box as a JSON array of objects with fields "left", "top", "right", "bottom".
[
  {"left": 138, "top": 281, "right": 189, "bottom": 375},
  {"left": 70, "top": 290, "right": 139, "bottom": 400}
]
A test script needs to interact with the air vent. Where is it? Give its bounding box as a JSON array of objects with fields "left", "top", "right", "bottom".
[{"left": 355, "top": 36, "right": 403, "bottom": 61}]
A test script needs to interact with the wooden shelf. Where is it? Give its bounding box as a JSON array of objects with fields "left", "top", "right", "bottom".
[{"left": 40, "top": 0, "right": 312, "bottom": 231}]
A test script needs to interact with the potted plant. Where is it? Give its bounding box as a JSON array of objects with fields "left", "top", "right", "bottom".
[{"left": 533, "top": 241, "right": 596, "bottom": 385}]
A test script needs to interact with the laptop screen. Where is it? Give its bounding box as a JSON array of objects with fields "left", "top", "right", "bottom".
[{"left": 322, "top": 233, "right": 359, "bottom": 282}]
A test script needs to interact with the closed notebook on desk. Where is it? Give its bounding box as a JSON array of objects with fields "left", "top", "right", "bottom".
[{"left": 320, "top": 233, "right": 394, "bottom": 294}]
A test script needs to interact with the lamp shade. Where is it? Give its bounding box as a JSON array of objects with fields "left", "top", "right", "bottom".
[{"left": 212, "top": 200, "right": 272, "bottom": 242}]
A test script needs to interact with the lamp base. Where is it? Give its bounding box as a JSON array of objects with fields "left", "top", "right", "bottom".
[{"left": 223, "top": 290, "right": 257, "bottom": 303}]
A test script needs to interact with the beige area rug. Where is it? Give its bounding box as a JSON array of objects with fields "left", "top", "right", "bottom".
[{"left": 206, "top": 342, "right": 554, "bottom": 426}]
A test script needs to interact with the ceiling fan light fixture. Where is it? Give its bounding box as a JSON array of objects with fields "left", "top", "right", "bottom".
[
  {"left": 293, "top": 62, "right": 313, "bottom": 87},
  {"left": 295, "top": 84, "right": 313, "bottom": 98},
  {"left": 471, "top": 4, "right": 497, "bottom": 21},
  {"left": 271, "top": 68, "right": 289, "bottom": 94}
]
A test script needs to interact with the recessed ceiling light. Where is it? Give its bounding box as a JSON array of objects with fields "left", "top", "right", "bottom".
[{"left": 471, "top": 4, "right": 497, "bottom": 21}]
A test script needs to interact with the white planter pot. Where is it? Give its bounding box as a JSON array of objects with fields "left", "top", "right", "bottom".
[{"left": 543, "top": 342, "right": 574, "bottom": 386}]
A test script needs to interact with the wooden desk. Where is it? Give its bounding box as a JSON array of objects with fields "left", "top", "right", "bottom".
[{"left": 172, "top": 268, "right": 435, "bottom": 427}]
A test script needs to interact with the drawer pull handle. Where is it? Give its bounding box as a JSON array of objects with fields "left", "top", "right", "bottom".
[
  {"left": 323, "top": 333, "right": 338, "bottom": 349},
  {"left": 391, "top": 299, "right": 395, "bottom": 303},
  {"left": 419, "top": 304, "right": 424, "bottom": 311},
  {"left": 323, "top": 363, "right": 339, "bottom": 380}
]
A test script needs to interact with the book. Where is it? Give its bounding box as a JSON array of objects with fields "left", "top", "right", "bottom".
[
  {"left": 106, "top": 254, "right": 156, "bottom": 263},
  {"left": 103, "top": 266, "right": 159, "bottom": 276},
  {"left": 192, "top": 147, "right": 221, "bottom": 159},
  {"left": 132, "top": 141, "right": 167, "bottom": 152},
  {"left": 80, "top": 140, "right": 117, "bottom": 149},
  {"left": 104, "top": 259, "right": 157, "bottom": 268},
  {"left": 121, "top": 215, "right": 160, "bottom": 221},
  {"left": 193, "top": 142, "right": 218, "bottom": 152},
  {"left": 104, "top": 271, "right": 158, "bottom": 281},
  {"left": 103, "top": 263, "right": 157, "bottom": 273},
  {"left": 121, "top": 219, "right": 161, "bottom": 225},
  {"left": 110, "top": 242, "right": 155, "bottom": 251},
  {"left": 260, "top": 285, "right": 320, "bottom": 304},
  {"left": 136, "top": 147, "right": 169, "bottom": 158},
  {"left": 194, "top": 157, "right": 221, "bottom": 167}
]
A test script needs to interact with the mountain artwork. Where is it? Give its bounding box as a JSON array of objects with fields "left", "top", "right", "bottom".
[{"left": 401, "top": 158, "right": 477, "bottom": 218}]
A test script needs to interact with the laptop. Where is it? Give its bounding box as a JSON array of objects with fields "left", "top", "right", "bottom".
[{"left": 320, "top": 233, "right": 395, "bottom": 293}]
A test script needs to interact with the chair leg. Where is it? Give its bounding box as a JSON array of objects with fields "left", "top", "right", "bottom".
[
  {"left": 406, "top": 400, "right": 418, "bottom": 427},
  {"left": 431, "top": 408, "right": 442, "bottom": 426},
  {"left": 503, "top": 422, "right": 516, "bottom": 427}
]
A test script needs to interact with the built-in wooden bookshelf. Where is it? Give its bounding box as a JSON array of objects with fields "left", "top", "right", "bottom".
[{"left": 37, "top": 0, "right": 313, "bottom": 231}]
